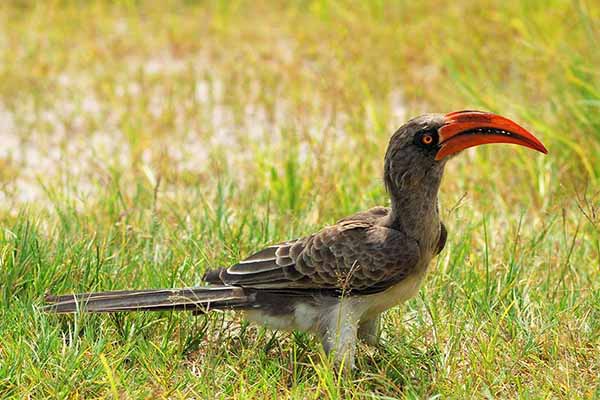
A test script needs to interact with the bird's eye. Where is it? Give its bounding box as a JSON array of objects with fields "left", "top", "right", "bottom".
[
  {"left": 421, "top": 134, "right": 434, "bottom": 145},
  {"left": 414, "top": 129, "right": 439, "bottom": 149}
]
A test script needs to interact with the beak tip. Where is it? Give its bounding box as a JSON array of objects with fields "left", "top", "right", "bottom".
[{"left": 533, "top": 141, "right": 549, "bottom": 155}]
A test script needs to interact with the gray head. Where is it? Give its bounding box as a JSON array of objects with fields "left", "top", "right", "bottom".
[
  {"left": 383, "top": 110, "right": 548, "bottom": 197},
  {"left": 384, "top": 113, "right": 447, "bottom": 195}
]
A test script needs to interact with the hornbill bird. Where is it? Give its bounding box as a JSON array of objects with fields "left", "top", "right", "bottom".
[{"left": 45, "top": 110, "right": 547, "bottom": 370}]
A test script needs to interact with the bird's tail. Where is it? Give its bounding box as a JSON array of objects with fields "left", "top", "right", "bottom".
[{"left": 44, "top": 286, "right": 252, "bottom": 314}]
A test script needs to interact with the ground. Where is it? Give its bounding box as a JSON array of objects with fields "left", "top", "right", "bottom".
[{"left": 0, "top": 1, "right": 598, "bottom": 398}]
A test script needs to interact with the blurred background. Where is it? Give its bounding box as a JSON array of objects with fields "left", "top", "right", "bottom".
[
  {"left": 0, "top": 1, "right": 598, "bottom": 398},
  {"left": 1, "top": 1, "right": 598, "bottom": 211}
]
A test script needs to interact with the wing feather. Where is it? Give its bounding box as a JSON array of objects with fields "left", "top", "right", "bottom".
[{"left": 208, "top": 216, "right": 420, "bottom": 294}]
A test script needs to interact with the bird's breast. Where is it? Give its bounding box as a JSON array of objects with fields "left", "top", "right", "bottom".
[{"left": 362, "top": 256, "right": 431, "bottom": 315}]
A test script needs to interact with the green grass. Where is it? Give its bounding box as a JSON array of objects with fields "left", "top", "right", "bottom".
[{"left": 0, "top": 0, "right": 599, "bottom": 398}]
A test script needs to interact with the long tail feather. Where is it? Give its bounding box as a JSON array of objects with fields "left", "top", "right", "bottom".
[{"left": 44, "top": 286, "right": 252, "bottom": 313}]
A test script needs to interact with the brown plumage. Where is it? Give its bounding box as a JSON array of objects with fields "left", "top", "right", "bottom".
[
  {"left": 212, "top": 218, "right": 420, "bottom": 291},
  {"left": 44, "top": 111, "right": 547, "bottom": 370}
]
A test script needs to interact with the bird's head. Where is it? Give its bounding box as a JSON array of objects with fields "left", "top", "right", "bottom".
[{"left": 384, "top": 110, "right": 548, "bottom": 194}]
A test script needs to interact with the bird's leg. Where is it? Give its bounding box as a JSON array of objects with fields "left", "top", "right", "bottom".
[
  {"left": 318, "top": 301, "right": 360, "bottom": 372},
  {"left": 357, "top": 315, "right": 380, "bottom": 346}
]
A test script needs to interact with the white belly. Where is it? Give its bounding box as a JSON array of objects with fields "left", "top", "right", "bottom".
[
  {"left": 243, "top": 267, "right": 429, "bottom": 333},
  {"left": 244, "top": 302, "right": 320, "bottom": 331},
  {"left": 361, "top": 268, "right": 428, "bottom": 315}
]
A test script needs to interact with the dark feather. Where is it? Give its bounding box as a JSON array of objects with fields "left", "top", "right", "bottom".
[
  {"left": 436, "top": 222, "right": 447, "bottom": 255},
  {"left": 205, "top": 212, "right": 420, "bottom": 295},
  {"left": 44, "top": 287, "right": 251, "bottom": 313}
]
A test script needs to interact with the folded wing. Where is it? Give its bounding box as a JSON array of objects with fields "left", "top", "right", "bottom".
[{"left": 204, "top": 219, "right": 421, "bottom": 295}]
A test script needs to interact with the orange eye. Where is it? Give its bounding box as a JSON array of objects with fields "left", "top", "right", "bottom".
[{"left": 422, "top": 134, "right": 433, "bottom": 145}]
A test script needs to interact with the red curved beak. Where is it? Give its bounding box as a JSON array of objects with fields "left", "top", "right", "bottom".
[{"left": 435, "top": 110, "right": 548, "bottom": 160}]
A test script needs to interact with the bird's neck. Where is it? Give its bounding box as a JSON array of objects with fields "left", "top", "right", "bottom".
[{"left": 385, "top": 176, "right": 442, "bottom": 245}]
